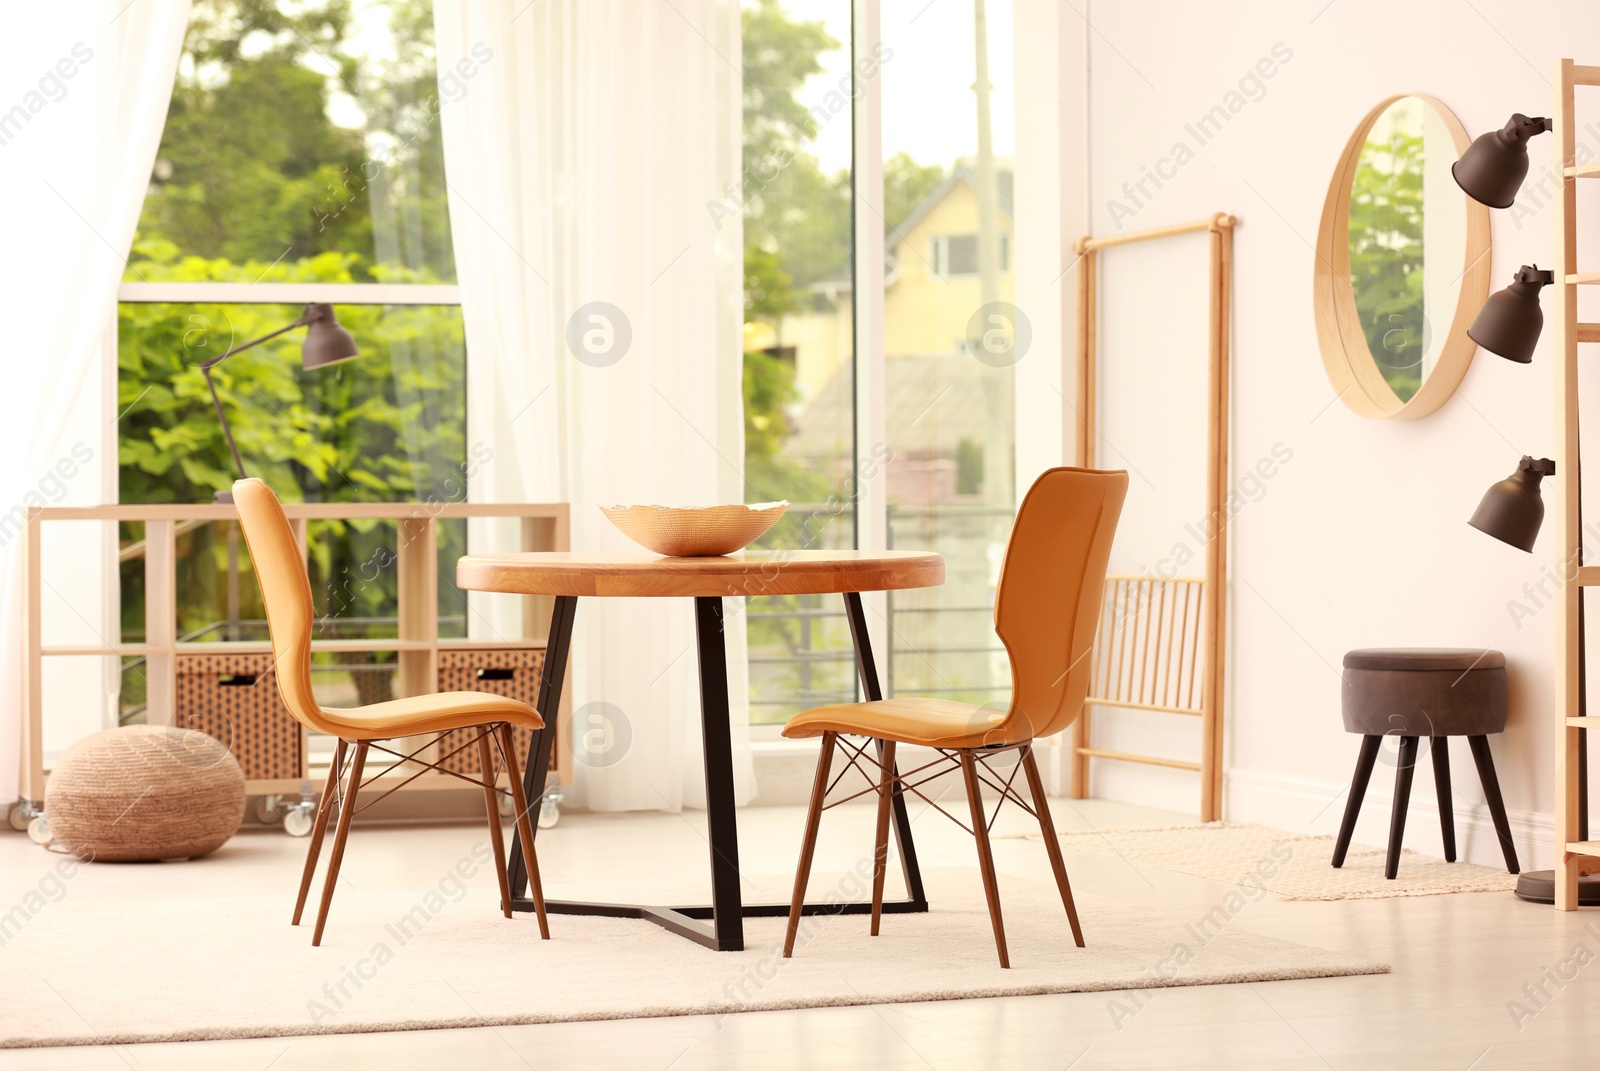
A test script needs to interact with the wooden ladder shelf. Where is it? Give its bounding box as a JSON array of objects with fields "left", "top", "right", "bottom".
[{"left": 1554, "top": 58, "right": 1600, "bottom": 908}]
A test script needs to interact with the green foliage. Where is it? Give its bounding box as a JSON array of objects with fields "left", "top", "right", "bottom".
[
  {"left": 740, "top": 4, "right": 947, "bottom": 303},
  {"left": 744, "top": 246, "right": 797, "bottom": 321},
  {"left": 119, "top": 242, "right": 463, "bottom": 506},
  {"left": 884, "top": 152, "right": 947, "bottom": 236},
  {"left": 736, "top": 0, "right": 946, "bottom": 549},
  {"left": 118, "top": 241, "right": 466, "bottom": 640},
  {"left": 741, "top": 0, "right": 838, "bottom": 170},
  {"left": 955, "top": 437, "right": 984, "bottom": 496},
  {"left": 1348, "top": 127, "right": 1425, "bottom": 402},
  {"left": 742, "top": 348, "right": 796, "bottom": 462},
  {"left": 133, "top": 0, "right": 454, "bottom": 282},
  {"left": 119, "top": 0, "right": 468, "bottom": 644}
]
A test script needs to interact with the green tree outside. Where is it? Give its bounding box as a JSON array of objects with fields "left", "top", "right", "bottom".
[{"left": 1348, "top": 125, "right": 1425, "bottom": 402}]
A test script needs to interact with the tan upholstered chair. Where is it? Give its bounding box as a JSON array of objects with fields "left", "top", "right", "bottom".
[
  {"left": 232, "top": 478, "right": 550, "bottom": 946},
  {"left": 782, "top": 466, "right": 1127, "bottom": 968}
]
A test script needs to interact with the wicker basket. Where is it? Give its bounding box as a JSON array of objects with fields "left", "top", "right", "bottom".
[
  {"left": 601, "top": 502, "right": 787, "bottom": 556},
  {"left": 174, "top": 652, "right": 303, "bottom": 780},
  {"left": 44, "top": 726, "right": 245, "bottom": 862},
  {"left": 433, "top": 648, "right": 550, "bottom": 778}
]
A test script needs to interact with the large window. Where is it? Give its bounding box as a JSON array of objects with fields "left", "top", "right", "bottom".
[
  {"left": 740, "top": 0, "right": 857, "bottom": 725},
  {"left": 116, "top": 0, "right": 464, "bottom": 713},
  {"left": 880, "top": 0, "right": 1017, "bottom": 705},
  {"left": 112, "top": 0, "right": 1021, "bottom": 731},
  {"left": 742, "top": 0, "right": 1018, "bottom": 724}
]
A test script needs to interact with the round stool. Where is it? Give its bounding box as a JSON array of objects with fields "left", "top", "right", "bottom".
[
  {"left": 1333, "top": 648, "right": 1518, "bottom": 878},
  {"left": 45, "top": 726, "right": 245, "bottom": 861}
]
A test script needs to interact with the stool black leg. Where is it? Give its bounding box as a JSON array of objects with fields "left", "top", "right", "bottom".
[
  {"left": 1385, "top": 736, "right": 1419, "bottom": 880},
  {"left": 1431, "top": 737, "right": 1455, "bottom": 862},
  {"left": 1467, "top": 735, "right": 1520, "bottom": 874},
  {"left": 1333, "top": 735, "right": 1382, "bottom": 868}
]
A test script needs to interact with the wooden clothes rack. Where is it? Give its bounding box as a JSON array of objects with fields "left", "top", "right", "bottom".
[{"left": 1070, "top": 212, "right": 1236, "bottom": 821}]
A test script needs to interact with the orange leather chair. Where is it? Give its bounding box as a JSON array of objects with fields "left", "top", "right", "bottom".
[
  {"left": 782, "top": 466, "right": 1127, "bottom": 967},
  {"left": 232, "top": 478, "right": 550, "bottom": 946}
]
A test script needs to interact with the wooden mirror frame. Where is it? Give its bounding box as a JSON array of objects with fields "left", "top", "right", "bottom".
[{"left": 1314, "top": 94, "right": 1491, "bottom": 420}]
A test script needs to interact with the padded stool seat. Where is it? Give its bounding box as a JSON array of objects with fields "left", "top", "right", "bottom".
[
  {"left": 1333, "top": 647, "right": 1518, "bottom": 879},
  {"left": 1342, "top": 648, "right": 1507, "bottom": 737}
]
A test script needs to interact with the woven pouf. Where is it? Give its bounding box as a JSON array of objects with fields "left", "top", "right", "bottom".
[{"left": 45, "top": 726, "right": 245, "bottom": 862}]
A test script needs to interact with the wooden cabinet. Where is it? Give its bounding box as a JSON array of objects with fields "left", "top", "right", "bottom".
[{"left": 18, "top": 502, "right": 570, "bottom": 807}]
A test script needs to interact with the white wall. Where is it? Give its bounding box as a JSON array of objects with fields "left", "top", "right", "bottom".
[{"left": 1076, "top": 0, "right": 1600, "bottom": 868}]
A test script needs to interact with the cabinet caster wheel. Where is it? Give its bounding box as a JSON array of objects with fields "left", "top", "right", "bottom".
[
  {"left": 10, "top": 800, "right": 44, "bottom": 834},
  {"left": 283, "top": 806, "right": 314, "bottom": 837},
  {"left": 27, "top": 815, "right": 52, "bottom": 846},
  {"left": 256, "top": 794, "right": 284, "bottom": 824},
  {"left": 538, "top": 794, "right": 561, "bottom": 830}
]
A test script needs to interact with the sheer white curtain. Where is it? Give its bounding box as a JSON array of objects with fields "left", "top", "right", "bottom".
[
  {"left": 436, "top": 0, "right": 753, "bottom": 811},
  {"left": 0, "top": 2, "right": 191, "bottom": 805}
]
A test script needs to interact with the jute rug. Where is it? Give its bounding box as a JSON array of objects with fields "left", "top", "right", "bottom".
[
  {"left": 1016, "top": 822, "right": 1518, "bottom": 900},
  {"left": 0, "top": 867, "right": 1385, "bottom": 1047}
]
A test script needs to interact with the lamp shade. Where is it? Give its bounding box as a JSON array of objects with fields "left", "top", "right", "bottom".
[
  {"left": 1469, "top": 456, "right": 1555, "bottom": 552},
  {"left": 1452, "top": 113, "right": 1553, "bottom": 209},
  {"left": 1467, "top": 265, "right": 1554, "bottom": 364},
  {"left": 300, "top": 303, "right": 359, "bottom": 369}
]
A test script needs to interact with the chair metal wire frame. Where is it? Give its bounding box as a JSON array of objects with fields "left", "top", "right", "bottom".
[
  {"left": 783, "top": 731, "right": 1084, "bottom": 969},
  {"left": 290, "top": 722, "right": 549, "bottom": 946},
  {"left": 818, "top": 735, "right": 1038, "bottom": 835}
]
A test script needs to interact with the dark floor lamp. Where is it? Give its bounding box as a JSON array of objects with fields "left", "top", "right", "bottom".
[
  {"left": 200, "top": 302, "right": 359, "bottom": 504},
  {"left": 1459, "top": 131, "right": 1600, "bottom": 901}
]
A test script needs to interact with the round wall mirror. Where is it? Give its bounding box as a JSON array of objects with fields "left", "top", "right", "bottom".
[{"left": 1314, "top": 94, "right": 1490, "bottom": 419}]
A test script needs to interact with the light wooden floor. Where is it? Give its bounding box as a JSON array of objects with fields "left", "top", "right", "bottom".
[{"left": 2, "top": 795, "right": 1597, "bottom": 1070}]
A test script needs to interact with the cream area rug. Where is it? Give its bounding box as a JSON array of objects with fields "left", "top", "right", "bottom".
[
  {"left": 1025, "top": 822, "right": 1518, "bottom": 901},
  {"left": 0, "top": 867, "right": 1386, "bottom": 1047}
]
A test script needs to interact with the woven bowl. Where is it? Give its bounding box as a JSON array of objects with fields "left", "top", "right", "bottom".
[
  {"left": 601, "top": 502, "right": 788, "bottom": 556},
  {"left": 44, "top": 726, "right": 245, "bottom": 862}
]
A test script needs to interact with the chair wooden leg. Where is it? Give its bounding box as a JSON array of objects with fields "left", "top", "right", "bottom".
[
  {"left": 784, "top": 731, "right": 837, "bottom": 959},
  {"left": 960, "top": 751, "right": 1009, "bottom": 969},
  {"left": 1468, "top": 735, "right": 1520, "bottom": 874},
  {"left": 499, "top": 722, "right": 549, "bottom": 938},
  {"left": 1385, "top": 736, "right": 1419, "bottom": 880},
  {"left": 311, "top": 740, "right": 368, "bottom": 947},
  {"left": 1020, "top": 745, "right": 1084, "bottom": 948},
  {"left": 1333, "top": 735, "right": 1381, "bottom": 868},
  {"left": 1431, "top": 737, "right": 1456, "bottom": 862},
  {"left": 293, "top": 738, "right": 346, "bottom": 926},
  {"left": 477, "top": 729, "right": 513, "bottom": 919},
  {"left": 870, "top": 739, "right": 896, "bottom": 937}
]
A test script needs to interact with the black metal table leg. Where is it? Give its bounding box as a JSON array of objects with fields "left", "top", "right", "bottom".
[
  {"left": 504, "top": 590, "right": 930, "bottom": 950},
  {"left": 693, "top": 596, "right": 746, "bottom": 950},
  {"left": 507, "top": 594, "right": 577, "bottom": 899},
  {"left": 844, "top": 591, "right": 929, "bottom": 912}
]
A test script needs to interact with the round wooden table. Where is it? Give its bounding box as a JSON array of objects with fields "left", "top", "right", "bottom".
[{"left": 455, "top": 549, "right": 944, "bottom": 952}]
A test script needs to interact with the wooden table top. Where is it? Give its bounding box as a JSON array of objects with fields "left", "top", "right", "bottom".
[{"left": 455, "top": 550, "right": 945, "bottom": 598}]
